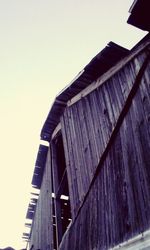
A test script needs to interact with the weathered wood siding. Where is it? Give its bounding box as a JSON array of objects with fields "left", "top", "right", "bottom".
[
  {"left": 29, "top": 149, "right": 53, "bottom": 250},
  {"left": 60, "top": 46, "right": 150, "bottom": 249}
]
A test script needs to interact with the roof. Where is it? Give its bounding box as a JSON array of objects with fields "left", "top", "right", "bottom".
[
  {"left": 40, "top": 42, "right": 129, "bottom": 142},
  {"left": 127, "top": 0, "right": 150, "bottom": 31},
  {"left": 31, "top": 144, "right": 48, "bottom": 189}
]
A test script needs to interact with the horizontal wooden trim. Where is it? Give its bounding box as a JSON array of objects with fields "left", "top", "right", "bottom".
[{"left": 110, "top": 229, "right": 150, "bottom": 250}]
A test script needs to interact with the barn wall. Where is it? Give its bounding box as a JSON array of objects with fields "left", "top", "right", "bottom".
[
  {"left": 59, "top": 45, "right": 150, "bottom": 249},
  {"left": 29, "top": 149, "right": 53, "bottom": 250},
  {"left": 61, "top": 45, "right": 149, "bottom": 218}
]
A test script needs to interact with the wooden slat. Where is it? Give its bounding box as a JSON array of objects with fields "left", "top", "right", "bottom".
[
  {"left": 29, "top": 149, "right": 53, "bottom": 250},
  {"left": 29, "top": 41, "right": 150, "bottom": 250},
  {"left": 59, "top": 47, "right": 150, "bottom": 250}
]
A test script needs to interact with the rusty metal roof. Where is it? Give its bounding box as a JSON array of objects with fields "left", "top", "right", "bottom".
[{"left": 40, "top": 42, "right": 129, "bottom": 142}]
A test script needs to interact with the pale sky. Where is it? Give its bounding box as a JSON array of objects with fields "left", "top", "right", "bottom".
[{"left": 0, "top": 0, "right": 147, "bottom": 249}]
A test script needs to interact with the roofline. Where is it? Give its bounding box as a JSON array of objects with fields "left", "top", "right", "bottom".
[
  {"left": 40, "top": 42, "right": 129, "bottom": 142},
  {"left": 127, "top": 0, "right": 150, "bottom": 31},
  {"left": 128, "top": 0, "right": 138, "bottom": 13}
]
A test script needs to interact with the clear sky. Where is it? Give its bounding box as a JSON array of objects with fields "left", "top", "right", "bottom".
[{"left": 0, "top": 0, "right": 147, "bottom": 249}]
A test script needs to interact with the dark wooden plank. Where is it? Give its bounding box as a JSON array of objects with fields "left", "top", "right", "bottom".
[
  {"left": 66, "top": 107, "right": 80, "bottom": 214},
  {"left": 61, "top": 110, "right": 76, "bottom": 218}
]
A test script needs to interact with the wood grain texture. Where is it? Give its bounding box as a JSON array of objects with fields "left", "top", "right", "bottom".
[
  {"left": 29, "top": 42, "right": 150, "bottom": 250},
  {"left": 29, "top": 149, "right": 53, "bottom": 250},
  {"left": 60, "top": 48, "right": 150, "bottom": 249}
]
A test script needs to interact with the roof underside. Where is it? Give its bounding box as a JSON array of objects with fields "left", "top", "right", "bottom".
[
  {"left": 127, "top": 0, "right": 150, "bottom": 31},
  {"left": 23, "top": 144, "right": 49, "bottom": 240},
  {"left": 31, "top": 144, "right": 48, "bottom": 189},
  {"left": 41, "top": 42, "right": 129, "bottom": 142}
]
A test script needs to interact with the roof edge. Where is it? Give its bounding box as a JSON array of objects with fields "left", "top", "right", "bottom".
[{"left": 40, "top": 42, "right": 129, "bottom": 142}]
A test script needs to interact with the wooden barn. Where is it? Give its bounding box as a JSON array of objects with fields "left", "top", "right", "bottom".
[{"left": 23, "top": 1, "right": 150, "bottom": 249}]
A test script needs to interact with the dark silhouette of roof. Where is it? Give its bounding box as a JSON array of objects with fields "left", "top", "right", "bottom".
[
  {"left": 127, "top": 0, "right": 150, "bottom": 31},
  {"left": 0, "top": 247, "right": 15, "bottom": 250},
  {"left": 31, "top": 144, "right": 48, "bottom": 189},
  {"left": 40, "top": 42, "right": 129, "bottom": 142}
]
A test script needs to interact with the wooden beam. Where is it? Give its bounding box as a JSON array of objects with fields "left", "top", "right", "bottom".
[{"left": 67, "top": 39, "right": 150, "bottom": 107}]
